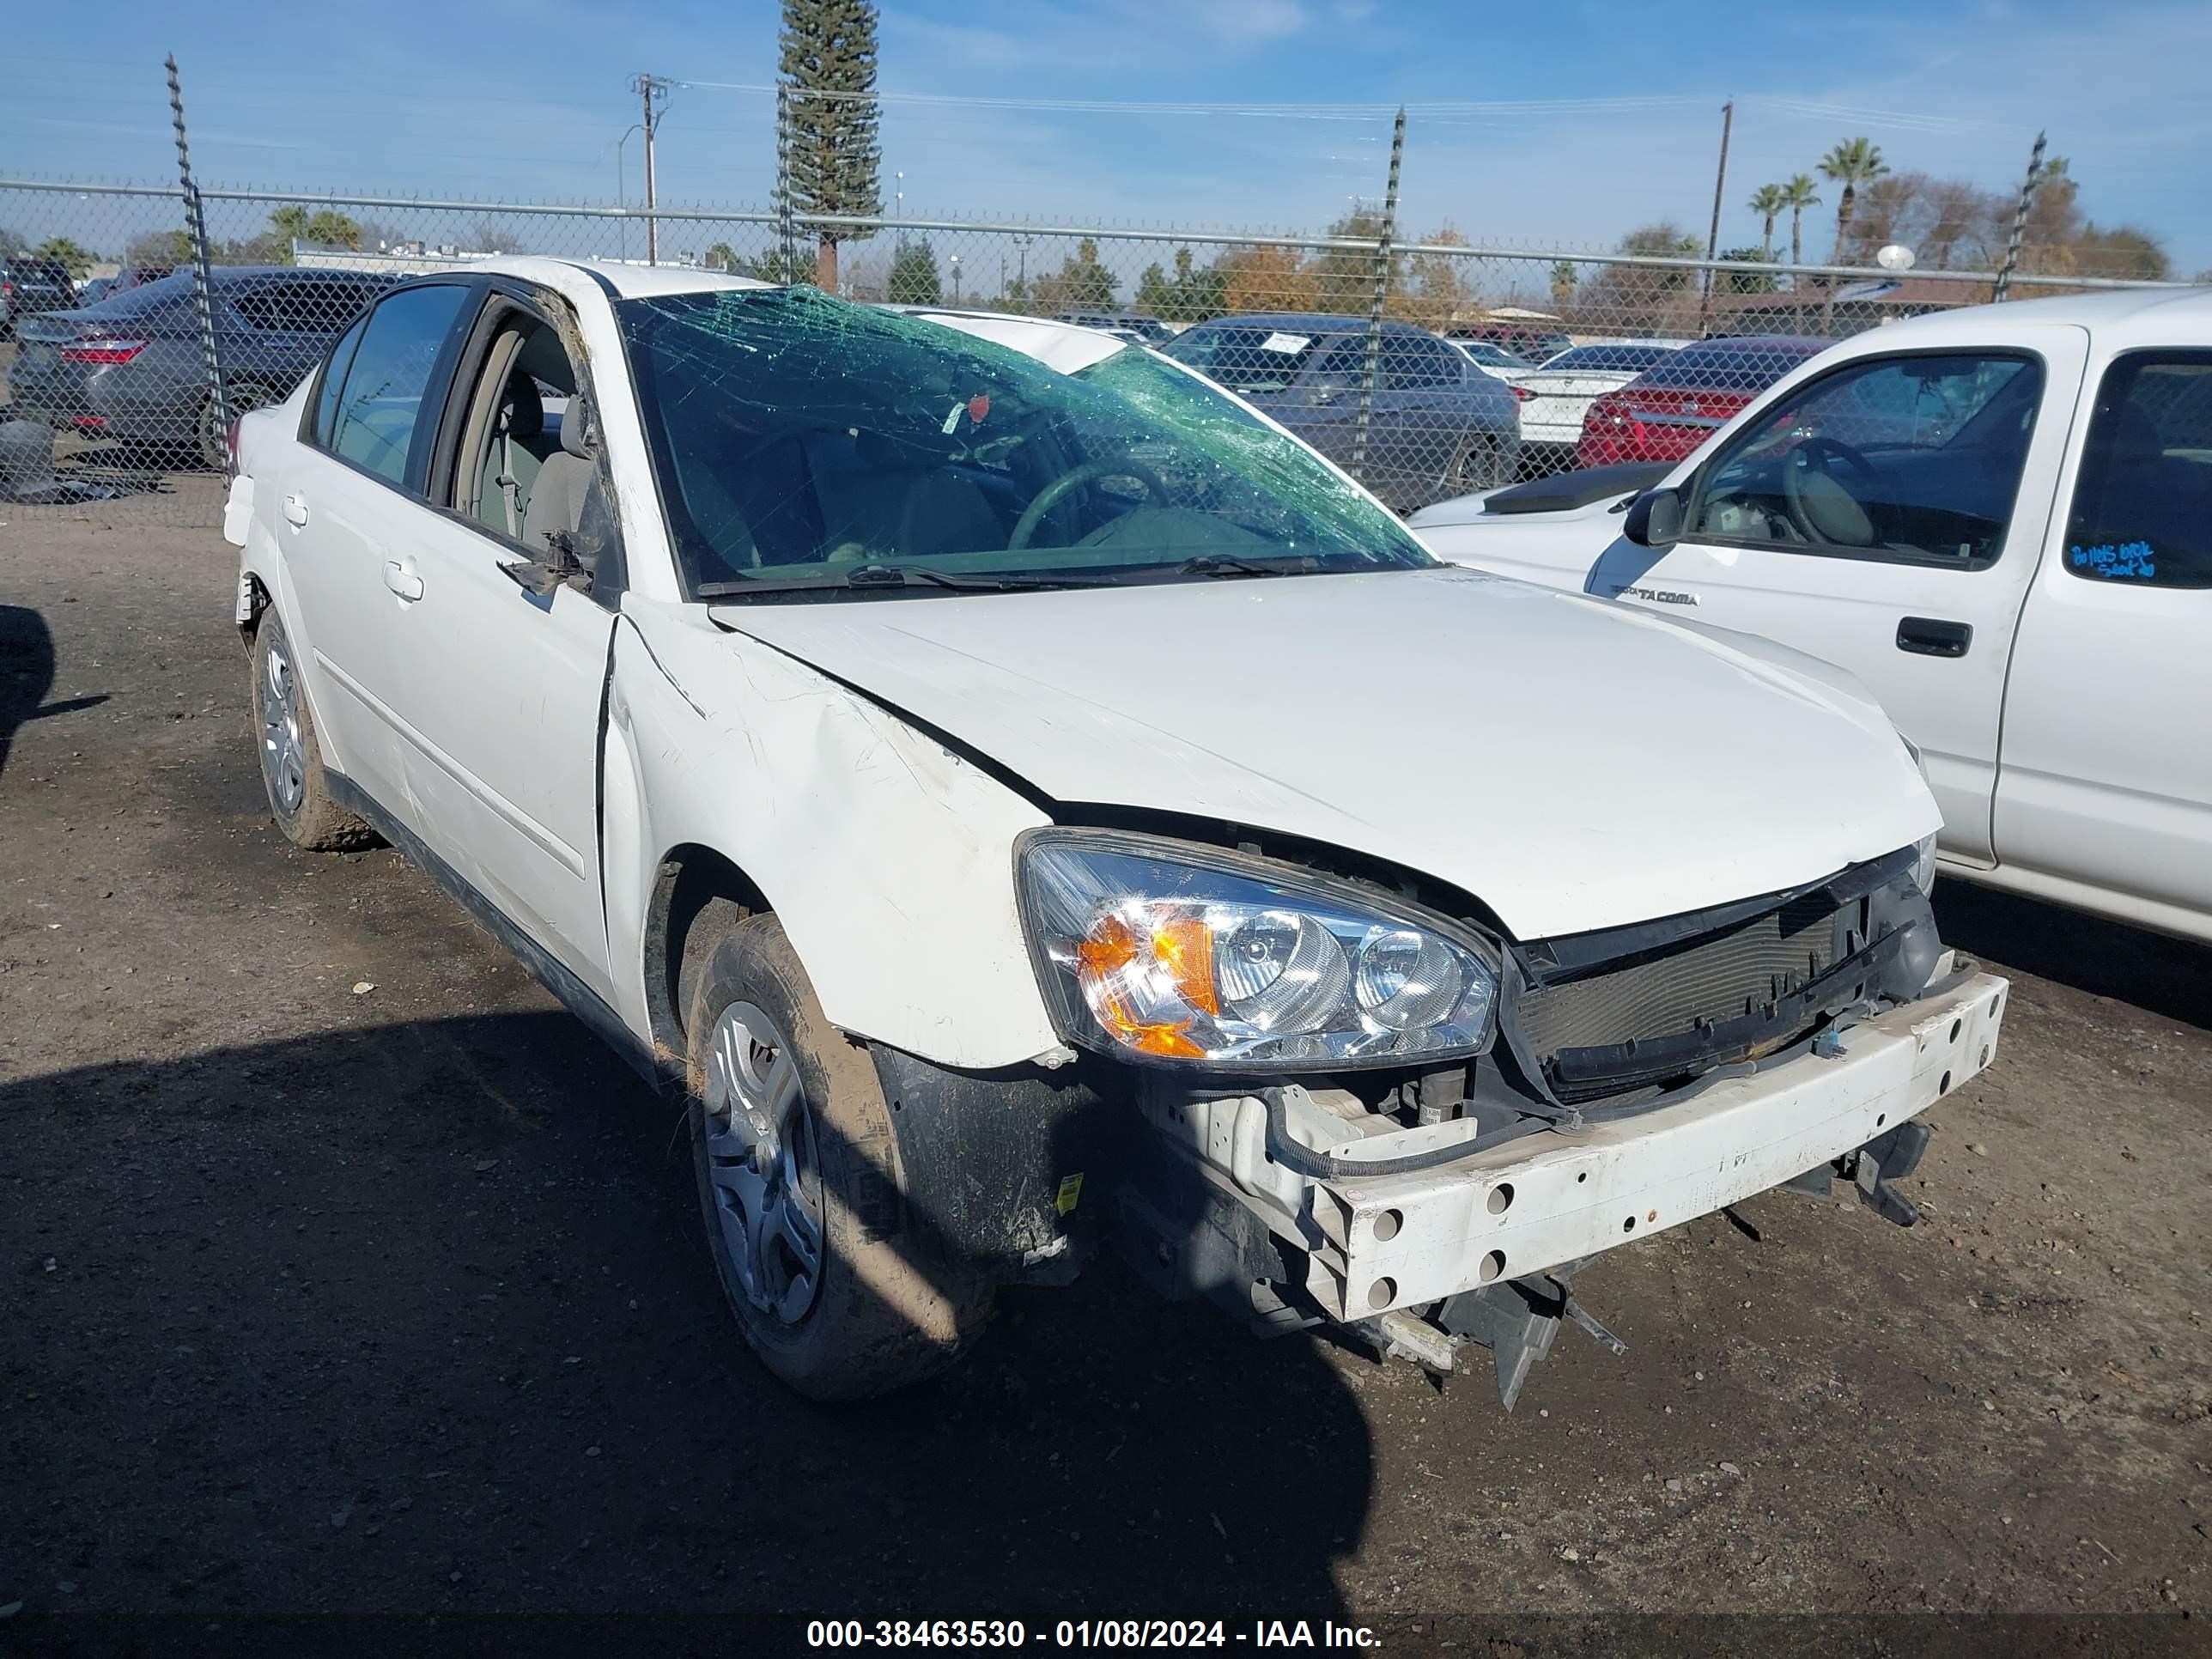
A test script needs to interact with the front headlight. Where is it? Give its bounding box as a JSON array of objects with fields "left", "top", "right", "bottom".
[
  {"left": 1912, "top": 830, "right": 1940, "bottom": 896},
  {"left": 1017, "top": 830, "right": 1498, "bottom": 1069},
  {"left": 1899, "top": 732, "right": 1939, "bottom": 893}
]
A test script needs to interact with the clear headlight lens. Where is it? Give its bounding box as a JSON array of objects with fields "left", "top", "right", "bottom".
[
  {"left": 1899, "top": 732, "right": 1939, "bottom": 893},
  {"left": 1018, "top": 830, "right": 1498, "bottom": 1068},
  {"left": 1912, "top": 830, "right": 1940, "bottom": 896}
]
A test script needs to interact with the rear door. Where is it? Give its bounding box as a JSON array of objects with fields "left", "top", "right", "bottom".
[
  {"left": 276, "top": 281, "right": 477, "bottom": 810},
  {"left": 1994, "top": 349, "right": 2212, "bottom": 933},
  {"left": 1587, "top": 328, "right": 2088, "bottom": 861},
  {"left": 1376, "top": 333, "right": 1477, "bottom": 503}
]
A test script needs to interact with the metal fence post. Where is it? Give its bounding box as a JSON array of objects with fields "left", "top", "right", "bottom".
[
  {"left": 1991, "top": 131, "right": 2047, "bottom": 303},
  {"left": 1348, "top": 105, "right": 1405, "bottom": 484},
  {"left": 775, "top": 83, "right": 799, "bottom": 282},
  {"left": 166, "top": 54, "right": 228, "bottom": 472}
]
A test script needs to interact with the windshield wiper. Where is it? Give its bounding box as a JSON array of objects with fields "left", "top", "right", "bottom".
[
  {"left": 1174, "top": 554, "right": 1322, "bottom": 579},
  {"left": 697, "top": 562, "right": 1116, "bottom": 599}
]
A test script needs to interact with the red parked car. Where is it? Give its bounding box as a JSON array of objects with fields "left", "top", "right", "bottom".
[{"left": 1576, "top": 336, "right": 1826, "bottom": 468}]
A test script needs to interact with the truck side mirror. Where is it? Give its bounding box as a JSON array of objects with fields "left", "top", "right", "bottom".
[{"left": 1623, "top": 486, "right": 1685, "bottom": 549}]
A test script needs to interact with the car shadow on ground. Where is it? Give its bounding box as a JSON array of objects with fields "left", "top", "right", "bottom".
[
  {"left": 0, "top": 1012, "right": 1373, "bottom": 1633},
  {"left": 1935, "top": 878, "right": 2212, "bottom": 1032},
  {"left": 0, "top": 605, "right": 109, "bottom": 779}
]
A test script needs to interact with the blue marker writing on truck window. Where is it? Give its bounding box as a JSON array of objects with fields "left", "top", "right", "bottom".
[{"left": 2069, "top": 540, "right": 2157, "bottom": 580}]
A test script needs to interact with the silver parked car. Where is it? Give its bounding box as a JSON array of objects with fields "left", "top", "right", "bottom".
[
  {"left": 7, "top": 267, "right": 398, "bottom": 467},
  {"left": 1163, "top": 315, "right": 1523, "bottom": 511}
]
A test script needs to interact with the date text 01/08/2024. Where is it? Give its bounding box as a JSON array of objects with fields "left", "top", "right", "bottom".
[{"left": 805, "top": 1620, "right": 1383, "bottom": 1648}]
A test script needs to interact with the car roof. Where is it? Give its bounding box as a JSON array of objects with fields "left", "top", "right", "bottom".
[
  {"left": 1833, "top": 283, "right": 2212, "bottom": 351},
  {"left": 1194, "top": 313, "right": 1441, "bottom": 337}
]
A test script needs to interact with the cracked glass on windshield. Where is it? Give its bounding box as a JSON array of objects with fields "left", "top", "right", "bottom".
[{"left": 613, "top": 286, "right": 1433, "bottom": 597}]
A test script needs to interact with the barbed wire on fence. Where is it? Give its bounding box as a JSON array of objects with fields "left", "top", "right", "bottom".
[{"left": 1, "top": 170, "right": 2195, "bottom": 530}]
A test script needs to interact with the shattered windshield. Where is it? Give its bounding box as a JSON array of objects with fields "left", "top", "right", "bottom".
[{"left": 615, "top": 288, "right": 1430, "bottom": 598}]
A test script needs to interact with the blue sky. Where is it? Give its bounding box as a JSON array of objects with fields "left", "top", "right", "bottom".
[{"left": 6, "top": 0, "right": 2209, "bottom": 273}]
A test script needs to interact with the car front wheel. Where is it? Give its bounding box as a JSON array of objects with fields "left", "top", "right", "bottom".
[{"left": 687, "top": 914, "right": 991, "bottom": 1399}]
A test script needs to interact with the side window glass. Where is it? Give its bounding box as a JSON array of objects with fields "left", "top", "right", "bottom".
[
  {"left": 313, "top": 315, "right": 368, "bottom": 447},
  {"left": 1686, "top": 352, "right": 2042, "bottom": 565},
  {"left": 229, "top": 286, "right": 281, "bottom": 332},
  {"left": 329, "top": 284, "right": 471, "bottom": 488},
  {"left": 1380, "top": 338, "right": 1460, "bottom": 389},
  {"left": 2063, "top": 352, "right": 2212, "bottom": 589},
  {"left": 1379, "top": 339, "right": 1425, "bottom": 390}
]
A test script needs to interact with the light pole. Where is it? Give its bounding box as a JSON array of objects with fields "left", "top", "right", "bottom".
[
  {"left": 894, "top": 171, "right": 904, "bottom": 247},
  {"left": 948, "top": 253, "right": 961, "bottom": 306},
  {"left": 616, "top": 121, "right": 643, "bottom": 263},
  {"left": 629, "top": 72, "right": 672, "bottom": 265},
  {"left": 1011, "top": 232, "right": 1034, "bottom": 310}
]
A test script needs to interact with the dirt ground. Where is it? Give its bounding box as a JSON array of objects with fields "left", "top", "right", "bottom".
[{"left": 3, "top": 489, "right": 2209, "bottom": 1651}]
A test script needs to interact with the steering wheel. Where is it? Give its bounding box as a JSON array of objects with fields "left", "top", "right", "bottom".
[
  {"left": 1781, "top": 435, "right": 1880, "bottom": 548},
  {"left": 1008, "top": 456, "right": 1171, "bottom": 550}
]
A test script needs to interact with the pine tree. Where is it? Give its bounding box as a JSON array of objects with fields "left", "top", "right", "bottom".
[
  {"left": 886, "top": 238, "right": 942, "bottom": 305},
  {"left": 777, "top": 0, "right": 883, "bottom": 292}
]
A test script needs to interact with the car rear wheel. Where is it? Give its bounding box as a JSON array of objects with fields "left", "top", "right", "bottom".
[
  {"left": 1448, "top": 435, "right": 1508, "bottom": 495},
  {"left": 250, "top": 609, "right": 377, "bottom": 851},
  {"left": 199, "top": 382, "right": 275, "bottom": 471},
  {"left": 687, "top": 914, "right": 991, "bottom": 1400}
]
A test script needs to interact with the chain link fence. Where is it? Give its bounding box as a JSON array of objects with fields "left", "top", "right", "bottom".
[{"left": 1, "top": 174, "right": 2191, "bottom": 529}]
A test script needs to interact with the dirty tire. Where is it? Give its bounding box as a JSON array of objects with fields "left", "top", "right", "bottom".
[
  {"left": 251, "top": 609, "right": 377, "bottom": 852},
  {"left": 687, "top": 914, "right": 991, "bottom": 1400}
]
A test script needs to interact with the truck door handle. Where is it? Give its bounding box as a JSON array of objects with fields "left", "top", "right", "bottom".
[
  {"left": 1896, "top": 617, "right": 1972, "bottom": 658},
  {"left": 381, "top": 560, "right": 424, "bottom": 603},
  {"left": 282, "top": 493, "right": 309, "bottom": 528}
]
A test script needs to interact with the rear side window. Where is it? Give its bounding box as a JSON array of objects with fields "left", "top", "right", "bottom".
[
  {"left": 2063, "top": 351, "right": 2212, "bottom": 589},
  {"left": 1381, "top": 335, "right": 1462, "bottom": 389},
  {"left": 313, "top": 315, "right": 369, "bottom": 447},
  {"left": 325, "top": 284, "right": 471, "bottom": 487}
]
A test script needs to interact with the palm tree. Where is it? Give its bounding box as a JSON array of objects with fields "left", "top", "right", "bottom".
[
  {"left": 1819, "top": 137, "right": 1890, "bottom": 262},
  {"left": 1747, "top": 183, "right": 1788, "bottom": 264},
  {"left": 1780, "top": 175, "right": 1820, "bottom": 286}
]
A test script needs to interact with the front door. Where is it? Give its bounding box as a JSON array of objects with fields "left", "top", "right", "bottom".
[
  {"left": 356, "top": 295, "right": 622, "bottom": 996},
  {"left": 1587, "top": 327, "right": 2089, "bottom": 861}
]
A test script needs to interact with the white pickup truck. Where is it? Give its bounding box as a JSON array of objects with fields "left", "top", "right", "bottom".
[{"left": 1413, "top": 289, "right": 2212, "bottom": 945}]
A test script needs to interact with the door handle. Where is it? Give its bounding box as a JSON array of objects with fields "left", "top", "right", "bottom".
[
  {"left": 381, "top": 560, "right": 424, "bottom": 603},
  {"left": 1896, "top": 617, "right": 1972, "bottom": 658},
  {"left": 282, "top": 493, "right": 309, "bottom": 528}
]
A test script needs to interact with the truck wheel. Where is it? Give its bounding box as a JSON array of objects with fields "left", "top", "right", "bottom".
[
  {"left": 251, "top": 610, "right": 376, "bottom": 851},
  {"left": 686, "top": 915, "right": 991, "bottom": 1399}
]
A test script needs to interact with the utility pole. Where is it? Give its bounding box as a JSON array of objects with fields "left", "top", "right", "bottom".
[
  {"left": 1698, "top": 98, "right": 1734, "bottom": 330},
  {"left": 1991, "top": 130, "right": 2047, "bottom": 302},
  {"left": 631, "top": 72, "right": 672, "bottom": 265}
]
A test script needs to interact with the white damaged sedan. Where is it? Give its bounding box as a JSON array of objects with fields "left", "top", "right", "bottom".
[{"left": 224, "top": 259, "right": 2004, "bottom": 1404}]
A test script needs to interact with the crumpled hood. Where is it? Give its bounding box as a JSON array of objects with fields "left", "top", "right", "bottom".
[{"left": 712, "top": 565, "right": 1935, "bottom": 939}]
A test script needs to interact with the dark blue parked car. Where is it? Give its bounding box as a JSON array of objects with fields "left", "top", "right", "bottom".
[
  {"left": 7, "top": 266, "right": 398, "bottom": 467},
  {"left": 1162, "top": 314, "right": 1523, "bottom": 511}
]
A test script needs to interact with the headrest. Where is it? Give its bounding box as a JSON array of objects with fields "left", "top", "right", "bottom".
[
  {"left": 497, "top": 371, "right": 543, "bottom": 440},
  {"left": 560, "top": 391, "right": 596, "bottom": 459}
]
